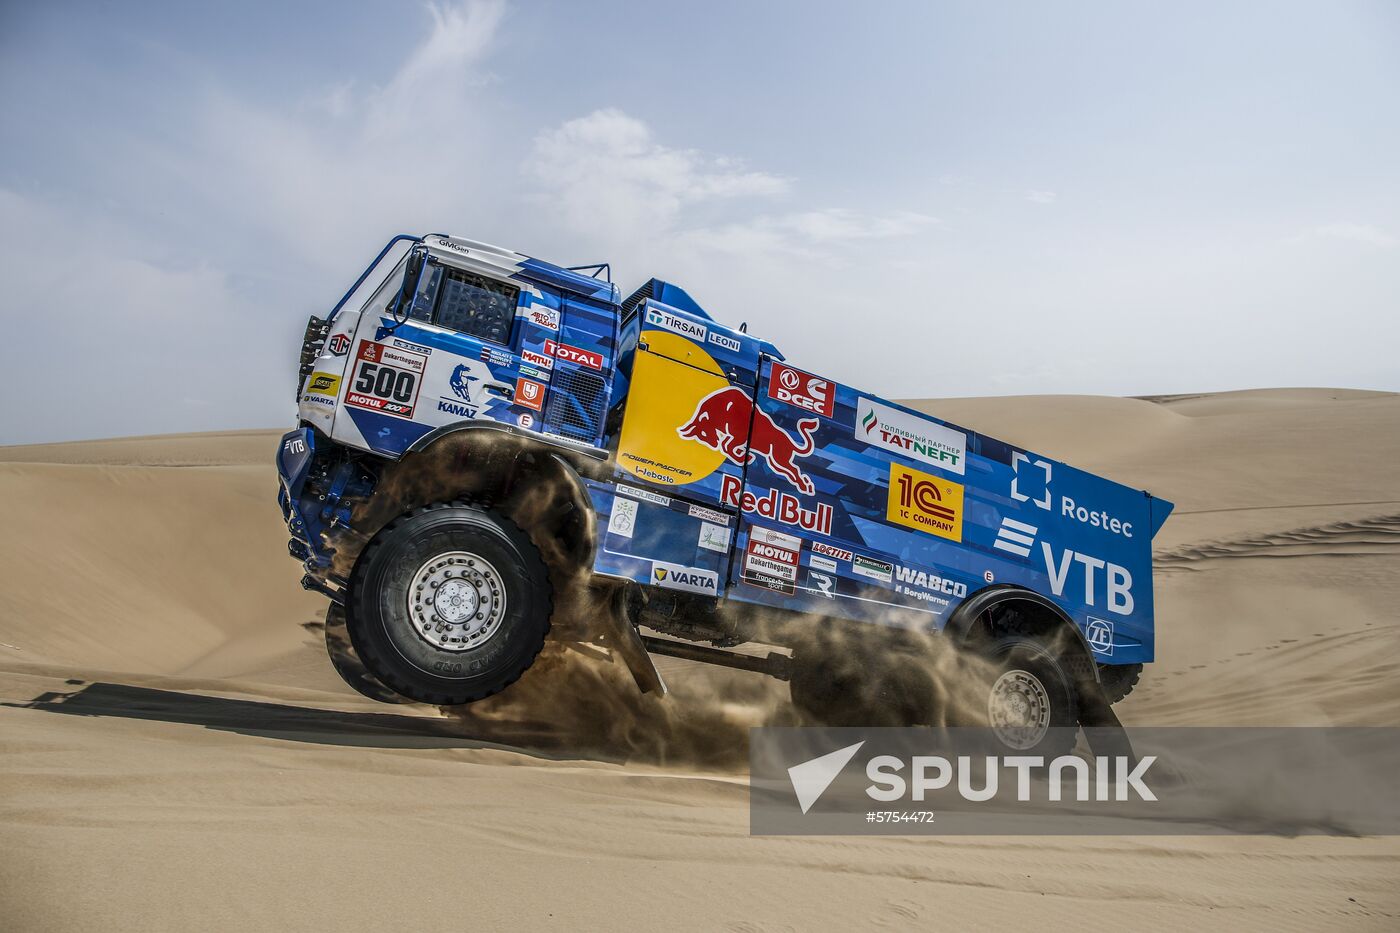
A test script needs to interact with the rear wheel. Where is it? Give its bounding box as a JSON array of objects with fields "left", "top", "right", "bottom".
[
  {"left": 972, "top": 635, "right": 1080, "bottom": 757},
  {"left": 347, "top": 502, "right": 552, "bottom": 705}
]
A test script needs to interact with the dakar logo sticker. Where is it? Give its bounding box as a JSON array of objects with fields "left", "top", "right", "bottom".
[{"left": 679, "top": 387, "right": 820, "bottom": 495}]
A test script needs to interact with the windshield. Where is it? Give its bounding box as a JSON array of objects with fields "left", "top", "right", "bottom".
[{"left": 330, "top": 238, "right": 414, "bottom": 322}]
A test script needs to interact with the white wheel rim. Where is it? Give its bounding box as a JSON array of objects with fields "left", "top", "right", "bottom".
[
  {"left": 988, "top": 669, "right": 1052, "bottom": 750},
  {"left": 407, "top": 551, "right": 507, "bottom": 652}
]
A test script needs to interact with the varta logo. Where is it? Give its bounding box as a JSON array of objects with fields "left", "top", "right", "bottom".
[{"left": 651, "top": 561, "right": 718, "bottom": 595}]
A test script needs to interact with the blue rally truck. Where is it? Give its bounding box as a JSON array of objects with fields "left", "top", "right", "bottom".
[{"left": 278, "top": 233, "right": 1173, "bottom": 752}]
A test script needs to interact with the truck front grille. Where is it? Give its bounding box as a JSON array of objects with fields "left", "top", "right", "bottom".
[{"left": 544, "top": 367, "right": 607, "bottom": 444}]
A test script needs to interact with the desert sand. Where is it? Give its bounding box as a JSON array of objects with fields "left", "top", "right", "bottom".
[{"left": 2, "top": 390, "right": 1397, "bottom": 930}]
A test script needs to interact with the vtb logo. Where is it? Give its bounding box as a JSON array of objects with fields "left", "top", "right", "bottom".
[{"left": 678, "top": 386, "right": 819, "bottom": 495}]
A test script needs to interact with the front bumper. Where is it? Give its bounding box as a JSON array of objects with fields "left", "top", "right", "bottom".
[{"left": 276, "top": 427, "right": 331, "bottom": 570}]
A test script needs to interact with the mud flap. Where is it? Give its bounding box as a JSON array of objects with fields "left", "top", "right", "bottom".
[
  {"left": 1077, "top": 679, "right": 1137, "bottom": 762},
  {"left": 323, "top": 603, "right": 413, "bottom": 704},
  {"left": 598, "top": 585, "right": 667, "bottom": 696}
]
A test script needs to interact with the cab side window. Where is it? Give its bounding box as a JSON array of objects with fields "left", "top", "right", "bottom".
[{"left": 410, "top": 262, "right": 518, "bottom": 346}]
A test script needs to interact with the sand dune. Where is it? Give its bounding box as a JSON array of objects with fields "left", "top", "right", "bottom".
[{"left": 2, "top": 389, "right": 1398, "bottom": 930}]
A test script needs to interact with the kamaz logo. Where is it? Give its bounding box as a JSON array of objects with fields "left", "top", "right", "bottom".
[{"left": 437, "top": 399, "right": 478, "bottom": 418}]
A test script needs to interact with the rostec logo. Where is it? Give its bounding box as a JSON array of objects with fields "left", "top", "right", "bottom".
[
  {"left": 1010, "top": 452, "right": 1052, "bottom": 510},
  {"left": 993, "top": 516, "right": 1038, "bottom": 557},
  {"left": 326, "top": 333, "right": 350, "bottom": 356},
  {"left": 768, "top": 362, "right": 835, "bottom": 417},
  {"left": 856, "top": 398, "right": 966, "bottom": 475},
  {"left": 886, "top": 462, "right": 964, "bottom": 542},
  {"left": 520, "top": 349, "right": 554, "bottom": 371},
  {"left": 515, "top": 377, "right": 545, "bottom": 411},
  {"left": 544, "top": 339, "right": 603, "bottom": 370},
  {"left": 1086, "top": 618, "right": 1114, "bottom": 656},
  {"left": 679, "top": 386, "right": 820, "bottom": 494}
]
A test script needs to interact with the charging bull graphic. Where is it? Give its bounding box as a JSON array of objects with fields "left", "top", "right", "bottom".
[{"left": 678, "top": 386, "right": 819, "bottom": 495}]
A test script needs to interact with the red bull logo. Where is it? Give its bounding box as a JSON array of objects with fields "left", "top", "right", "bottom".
[
  {"left": 678, "top": 386, "right": 820, "bottom": 495},
  {"left": 720, "top": 474, "right": 833, "bottom": 535}
]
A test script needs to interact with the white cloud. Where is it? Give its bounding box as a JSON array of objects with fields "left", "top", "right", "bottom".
[
  {"left": 525, "top": 108, "right": 789, "bottom": 243},
  {"left": 1312, "top": 223, "right": 1398, "bottom": 249},
  {"left": 1025, "top": 190, "right": 1057, "bottom": 204}
]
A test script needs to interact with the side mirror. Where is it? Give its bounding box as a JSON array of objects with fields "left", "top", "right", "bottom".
[{"left": 388, "top": 248, "right": 426, "bottom": 327}]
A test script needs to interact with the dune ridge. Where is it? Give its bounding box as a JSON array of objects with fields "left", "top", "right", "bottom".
[{"left": 2, "top": 388, "right": 1397, "bottom": 930}]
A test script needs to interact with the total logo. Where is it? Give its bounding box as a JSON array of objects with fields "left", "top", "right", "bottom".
[
  {"left": 681, "top": 387, "right": 820, "bottom": 495},
  {"left": 544, "top": 339, "right": 603, "bottom": 370},
  {"left": 721, "top": 474, "right": 832, "bottom": 536},
  {"left": 768, "top": 362, "right": 835, "bottom": 418}
]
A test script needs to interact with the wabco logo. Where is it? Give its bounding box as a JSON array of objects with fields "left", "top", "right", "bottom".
[
  {"left": 681, "top": 387, "right": 820, "bottom": 494},
  {"left": 769, "top": 363, "right": 835, "bottom": 417},
  {"left": 652, "top": 561, "right": 718, "bottom": 595}
]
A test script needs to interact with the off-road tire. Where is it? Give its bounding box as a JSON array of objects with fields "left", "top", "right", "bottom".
[
  {"left": 1095, "top": 662, "right": 1143, "bottom": 704},
  {"left": 347, "top": 501, "right": 552, "bottom": 705},
  {"left": 972, "top": 635, "right": 1080, "bottom": 758},
  {"left": 323, "top": 602, "right": 413, "bottom": 704}
]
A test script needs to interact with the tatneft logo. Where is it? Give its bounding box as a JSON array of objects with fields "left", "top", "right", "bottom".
[
  {"left": 856, "top": 398, "right": 966, "bottom": 475},
  {"left": 786, "top": 742, "right": 1156, "bottom": 814}
]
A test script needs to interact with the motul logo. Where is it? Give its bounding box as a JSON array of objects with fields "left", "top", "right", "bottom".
[
  {"left": 769, "top": 362, "right": 834, "bottom": 417},
  {"left": 721, "top": 475, "right": 832, "bottom": 536},
  {"left": 544, "top": 339, "right": 602, "bottom": 370}
]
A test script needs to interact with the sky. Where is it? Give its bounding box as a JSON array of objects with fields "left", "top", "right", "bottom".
[{"left": 1, "top": 0, "right": 1397, "bottom": 444}]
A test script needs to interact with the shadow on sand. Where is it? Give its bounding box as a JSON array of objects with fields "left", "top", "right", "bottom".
[{"left": 5, "top": 680, "right": 609, "bottom": 764}]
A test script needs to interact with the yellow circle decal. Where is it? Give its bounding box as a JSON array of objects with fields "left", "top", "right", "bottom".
[{"left": 616, "top": 330, "right": 731, "bottom": 487}]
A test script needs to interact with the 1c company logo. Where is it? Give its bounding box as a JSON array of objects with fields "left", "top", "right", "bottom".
[{"left": 886, "top": 462, "right": 964, "bottom": 542}]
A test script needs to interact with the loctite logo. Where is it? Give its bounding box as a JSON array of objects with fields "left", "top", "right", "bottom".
[
  {"left": 811, "top": 541, "right": 853, "bottom": 562},
  {"left": 721, "top": 474, "right": 832, "bottom": 535},
  {"left": 544, "top": 339, "right": 602, "bottom": 370},
  {"left": 768, "top": 363, "right": 834, "bottom": 417}
]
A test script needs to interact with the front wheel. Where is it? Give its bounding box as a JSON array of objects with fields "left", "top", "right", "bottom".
[{"left": 347, "top": 502, "right": 553, "bottom": 705}]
